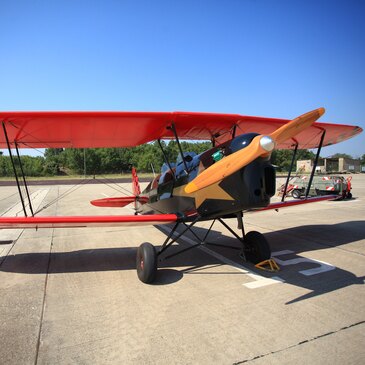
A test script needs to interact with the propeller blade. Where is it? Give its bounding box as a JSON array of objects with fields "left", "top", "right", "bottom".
[
  {"left": 185, "top": 108, "right": 325, "bottom": 194},
  {"left": 270, "top": 107, "right": 325, "bottom": 144}
]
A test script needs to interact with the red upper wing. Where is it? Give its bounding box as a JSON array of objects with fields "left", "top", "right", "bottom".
[{"left": 0, "top": 111, "right": 362, "bottom": 149}]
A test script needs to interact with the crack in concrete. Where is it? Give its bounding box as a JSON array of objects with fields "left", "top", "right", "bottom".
[
  {"left": 34, "top": 229, "right": 54, "bottom": 365},
  {"left": 232, "top": 320, "right": 365, "bottom": 364},
  {"left": 34, "top": 188, "right": 59, "bottom": 365}
]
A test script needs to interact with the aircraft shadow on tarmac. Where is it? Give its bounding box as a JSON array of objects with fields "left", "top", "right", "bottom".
[
  {"left": 165, "top": 220, "right": 365, "bottom": 304},
  {"left": 0, "top": 220, "right": 364, "bottom": 302}
]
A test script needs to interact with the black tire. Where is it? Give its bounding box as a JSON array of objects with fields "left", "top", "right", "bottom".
[
  {"left": 136, "top": 242, "right": 157, "bottom": 283},
  {"left": 292, "top": 189, "right": 301, "bottom": 199},
  {"left": 244, "top": 231, "right": 271, "bottom": 264},
  {"left": 346, "top": 192, "right": 352, "bottom": 199}
]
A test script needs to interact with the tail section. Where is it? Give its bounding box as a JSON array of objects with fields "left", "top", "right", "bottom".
[{"left": 90, "top": 167, "right": 147, "bottom": 209}]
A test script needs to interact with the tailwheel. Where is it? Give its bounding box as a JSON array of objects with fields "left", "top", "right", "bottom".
[
  {"left": 136, "top": 242, "right": 157, "bottom": 283},
  {"left": 244, "top": 231, "right": 271, "bottom": 264}
]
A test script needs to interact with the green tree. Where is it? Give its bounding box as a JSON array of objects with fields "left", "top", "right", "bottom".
[
  {"left": 0, "top": 155, "right": 11, "bottom": 176},
  {"left": 271, "top": 149, "right": 315, "bottom": 172},
  {"left": 44, "top": 148, "right": 65, "bottom": 175},
  {"left": 21, "top": 156, "right": 45, "bottom": 176},
  {"left": 0, "top": 155, "right": 46, "bottom": 177},
  {"left": 63, "top": 149, "right": 84, "bottom": 174}
]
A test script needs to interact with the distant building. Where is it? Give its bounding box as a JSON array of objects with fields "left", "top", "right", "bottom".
[{"left": 297, "top": 157, "right": 361, "bottom": 173}]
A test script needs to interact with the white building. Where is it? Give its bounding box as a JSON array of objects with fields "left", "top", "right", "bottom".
[{"left": 297, "top": 157, "right": 361, "bottom": 173}]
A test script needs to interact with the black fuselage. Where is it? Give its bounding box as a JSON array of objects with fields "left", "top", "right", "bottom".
[{"left": 137, "top": 136, "right": 276, "bottom": 219}]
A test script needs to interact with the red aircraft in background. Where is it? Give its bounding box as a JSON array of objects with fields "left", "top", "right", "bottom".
[{"left": 0, "top": 108, "right": 362, "bottom": 283}]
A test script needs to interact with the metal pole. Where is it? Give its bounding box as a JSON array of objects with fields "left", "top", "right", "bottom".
[
  {"left": 83, "top": 148, "right": 86, "bottom": 178},
  {"left": 168, "top": 123, "right": 189, "bottom": 174},
  {"left": 157, "top": 139, "right": 175, "bottom": 179},
  {"left": 2, "top": 122, "right": 27, "bottom": 216},
  {"left": 305, "top": 130, "right": 326, "bottom": 198},
  {"left": 281, "top": 143, "right": 298, "bottom": 202},
  {"left": 150, "top": 163, "right": 156, "bottom": 178},
  {"left": 15, "top": 142, "right": 34, "bottom": 216},
  {"left": 232, "top": 124, "right": 237, "bottom": 139}
]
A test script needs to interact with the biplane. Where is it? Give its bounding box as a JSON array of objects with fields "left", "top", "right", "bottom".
[{"left": 0, "top": 108, "right": 362, "bottom": 283}]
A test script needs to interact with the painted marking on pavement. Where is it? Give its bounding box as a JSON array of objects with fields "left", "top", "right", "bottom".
[{"left": 272, "top": 250, "right": 335, "bottom": 276}]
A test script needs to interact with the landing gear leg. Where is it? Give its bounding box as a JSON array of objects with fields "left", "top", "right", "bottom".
[{"left": 136, "top": 218, "right": 199, "bottom": 284}]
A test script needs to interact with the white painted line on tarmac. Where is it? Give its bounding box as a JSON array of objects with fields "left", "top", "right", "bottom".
[
  {"left": 0, "top": 189, "right": 50, "bottom": 258},
  {"left": 272, "top": 250, "right": 293, "bottom": 256},
  {"left": 159, "top": 225, "right": 284, "bottom": 289},
  {"left": 244, "top": 275, "right": 285, "bottom": 289},
  {"left": 1, "top": 189, "right": 49, "bottom": 218}
]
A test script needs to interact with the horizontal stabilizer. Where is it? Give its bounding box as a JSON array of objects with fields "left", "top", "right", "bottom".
[
  {"left": 91, "top": 196, "right": 135, "bottom": 208},
  {"left": 0, "top": 214, "right": 178, "bottom": 229},
  {"left": 90, "top": 196, "right": 149, "bottom": 208}
]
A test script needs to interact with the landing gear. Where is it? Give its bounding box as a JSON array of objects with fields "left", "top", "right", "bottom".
[
  {"left": 135, "top": 215, "right": 272, "bottom": 284},
  {"left": 243, "top": 231, "right": 271, "bottom": 264},
  {"left": 136, "top": 242, "right": 157, "bottom": 284},
  {"left": 292, "top": 189, "right": 301, "bottom": 199},
  {"left": 232, "top": 213, "right": 271, "bottom": 264}
]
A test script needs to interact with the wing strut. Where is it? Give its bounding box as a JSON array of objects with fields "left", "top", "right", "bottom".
[
  {"left": 281, "top": 143, "right": 298, "bottom": 202},
  {"left": 157, "top": 139, "right": 175, "bottom": 180},
  {"left": 305, "top": 130, "right": 326, "bottom": 198},
  {"left": 167, "top": 123, "right": 189, "bottom": 175},
  {"left": 1, "top": 122, "right": 33, "bottom": 216},
  {"left": 14, "top": 142, "right": 34, "bottom": 216}
]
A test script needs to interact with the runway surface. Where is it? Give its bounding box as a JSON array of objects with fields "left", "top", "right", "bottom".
[{"left": 0, "top": 176, "right": 364, "bottom": 364}]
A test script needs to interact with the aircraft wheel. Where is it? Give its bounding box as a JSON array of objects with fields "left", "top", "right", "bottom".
[
  {"left": 292, "top": 189, "right": 301, "bottom": 199},
  {"left": 136, "top": 242, "right": 157, "bottom": 284},
  {"left": 244, "top": 231, "right": 271, "bottom": 264}
]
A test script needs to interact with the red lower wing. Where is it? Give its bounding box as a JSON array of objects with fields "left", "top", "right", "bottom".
[
  {"left": 254, "top": 195, "right": 337, "bottom": 212},
  {"left": 0, "top": 214, "right": 178, "bottom": 229}
]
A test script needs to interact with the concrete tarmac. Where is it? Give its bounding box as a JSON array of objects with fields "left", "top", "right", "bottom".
[{"left": 0, "top": 176, "right": 364, "bottom": 364}]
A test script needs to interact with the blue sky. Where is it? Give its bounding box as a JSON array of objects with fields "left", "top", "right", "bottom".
[{"left": 0, "top": 0, "right": 364, "bottom": 157}]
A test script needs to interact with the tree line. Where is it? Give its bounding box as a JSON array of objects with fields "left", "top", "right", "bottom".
[
  {"left": 0, "top": 143, "right": 363, "bottom": 177},
  {"left": 0, "top": 141, "right": 210, "bottom": 177}
]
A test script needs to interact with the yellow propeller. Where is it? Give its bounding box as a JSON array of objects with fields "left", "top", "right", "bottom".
[{"left": 185, "top": 107, "right": 325, "bottom": 194}]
